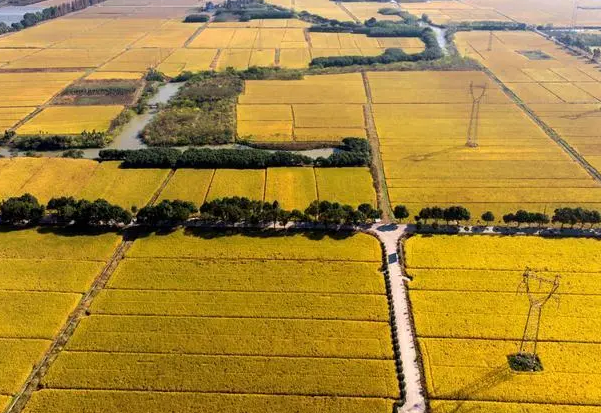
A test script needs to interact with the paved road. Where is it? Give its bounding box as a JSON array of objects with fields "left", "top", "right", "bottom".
[{"left": 369, "top": 224, "right": 426, "bottom": 413}]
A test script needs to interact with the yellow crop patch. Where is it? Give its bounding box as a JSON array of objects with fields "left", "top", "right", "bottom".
[
  {"left": 206, "top": 169, "right": 266, "bottom": 201},
  {"left": 0, "top": 339, "right": 50, "bottom": 395},
  {"left": 315, "top": 167, "right": 375, "bottom": 207},
  {"left": 25, "top": 391, "right": 395, "bottom": 413},
  {"left": 264, "top": 167, "right": 317, "bottom": 210},
  {"left": 100, "top": 48, "right": 173, "bottom": 72},
  {"left": 237, "top": 74, "right": 366, "bottom": 142},
  {"left": 18, "top": 105, "right": 124, "bottom": 135},
  {"left": 85, "top": 72, "right": 144, "bottom": 80},
  {"left": 3, "top": 48, "right": 120, "bottom": 69},
  {"left": 0, "top": 72, "right": 84, "bottom": 108},
  {"left": 157, "top": 49, "right": 218, "bottom": 76},
  {"left": 78, "top": 161, "right": 169, "bottom": 210},
  {"left": 406, "top": 234, "right": 601, "bottom": 410},
  {"left": 157, "top": 169, "right": 214, "bottom": 206},
  {"left": 370, "top": 70, "right": 601, "bottom": 217}
]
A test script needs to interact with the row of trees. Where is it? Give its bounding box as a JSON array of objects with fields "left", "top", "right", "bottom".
[
  {"left": 0, "top": 194, "right": 382, "bottom": 228},
  {"left": 393, "top": 205, "right": 601, "bottom": 229},
  {"left": 0, "top": 195, "right": 131, "bottom": 226},
  {"left": 98, "top": 138, "right": 371, "bottom": 169},
  {"left": 310, "top": 27, "right": 442, "bottom": 68},
  {"left": 138, "top": 198, "right": 382, "bottom": 226},
  {"left": 0, "top": 0, "right": 107, "bottom": 34}
]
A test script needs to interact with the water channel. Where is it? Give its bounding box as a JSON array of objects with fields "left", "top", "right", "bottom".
[{"left": 0, "top": 82, "right": 337, "bottom": 159}]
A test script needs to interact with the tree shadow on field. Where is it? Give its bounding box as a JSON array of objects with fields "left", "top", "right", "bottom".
[
  {"left": 181, "top": 227, "right": 355, "bottom": 241},
  {"left": 437, "top": 365, "right": 513, "bottom": 413}
]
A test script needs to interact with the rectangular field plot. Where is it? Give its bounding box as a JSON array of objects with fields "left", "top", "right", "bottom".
[
  {"left": 29, "top": 230, "right": 400, "bottom": 413},
  {"left": 0, "top": 158, "right": 168, "bottom": 209},
  {"left": 237, "top": 74, "right": 366, "bottom": 142},
  {"left": 264, "top": 167, "right": 317, "bottom": 210},
  {"left": 455, "top": 30, "right": 601, "bottom": 178},
  {"left": 370, "top": 71, "right": 601, "bottom": 217},
  {"left": 17, "top": 105, "right": 125, "bottom": 135},
  {"left": 0, "top": 228, "right": 119, "bottom": 400},
  {"left": 405, "top": 235, "right": 601, "bottom": 411},
  {"left": 315, "top": 167, "right": 376, "bottom": 207}
]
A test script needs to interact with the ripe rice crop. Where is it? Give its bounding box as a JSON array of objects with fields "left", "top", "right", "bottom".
[
  {"left": 0, "top": 260, "right": 104, "bottom": 293},
  {"left": 18, "top": 158, "right": 98, "bottom": 204},
  {"left": 79, "top": 161, "right": 169, "bottom": 210},
  {"left": 18, "top": 105, "right": 125, "bottom": 135},
  {"left": 0, "top": 72, "right": 84, "bottom": 108},
  {"left": 314, "top": 167, "right": 376, "bottom": 207},
  {"left": 91, "top": 289, "right": 390, "bottom": 320},
  {"left": 264, "top": 167, "right": 317, "bottom": 210},
  {"left": 30, "top": 229, "right": 397, "bottom": 412},
  {"left": 0, "top": 339, "right": 50, "bottom": 395},
  {"left": 0, "top": 228, "right": 120, "bottom": 261},
  {"left": 99, "top": 48, "right": 173, "bottom": 72},
  {"left": 278, "top": 48, "right": 312, "bottom": 68},
  {"left": 127, "top": 230, "right": 380, "bottom": 261},
  {"left": 3, "top": 48, "right": 120, "bottom": 70},
  {"left": 0, "top": 291, "right": 81, "bottom": 338},
  {"left": 371, "top": 70, "right": 601, "bottom": 216},
  {"left": 67, "top": 315, "right": 393, "bottom": 358},
  {"left": 85, "top": 72, "right": 144, "bottom": 80},
  {"left": 25, "top": 390, "right": 396, "bottom": 413},
  {"left": 157, "top": 169, "right": 214, "bottom": 206},
  {"left": 216, "top": 49, "right": 253, "bottom": 70},
  {"left": 157, "top": 49, "right": 218, "bottom": 77},
  {"left": 406, "top": 234, "right": 601, "bottom": 410},
  {"left": 108, "top": 259, "right": 384, "bottom": 293},
  {"left": 238, "top": 73, "right": 366, "bottom": 104},
  {"left": 206, "top": 169, "right": 265, "bottom": 201},
  {"left": 0, "top": 107, "right": 36, "bottom": 131},
  {"left": 295, "top": 127, "right": 366, "bottom": 141},
  {"left": 44, "top": 352, "right": 398, "bottom": 397}
]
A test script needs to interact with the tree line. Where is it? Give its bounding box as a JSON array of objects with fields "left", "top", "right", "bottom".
[
  {"left": 0, "top": 194, "right": 382, "bottom": 228},
  {"left": 392, "top": 204, "right": 601, "bottom": 229},
  {"left": 98, "top": 138, "right": 371, "bottom": 169},
  {"left": 0, "top": 0, "right": 107, "bottom": 34}
]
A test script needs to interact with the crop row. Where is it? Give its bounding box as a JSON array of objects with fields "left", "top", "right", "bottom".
[
  {"left": 109, "top": 259, "right": 384, "bottom": 293},
  {"left": 67, "top": 315, "right": 394, "bottom": 359},
  {"left": 24, "top": 390, "right": 395, "bottom": 413}
]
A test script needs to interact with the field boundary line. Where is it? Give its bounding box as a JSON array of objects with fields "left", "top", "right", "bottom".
[
  {"left": 481, "top": 67, "right": 601, "bottom": 183},
  {"left": 210, "top": 49, "right": 223, "bottom": 70},
  {"left": 336, "top": 1, "right": 360, "bottom": 23},
  {"left": 5, "top": 238, "right": 134, "bottom": 413},
  {"left": 147, "top": 169, "right": 176, "bottom": 207},
  {"left": 361, "top": 71, "right": 394, "bottom": 222},
  {"left": 184, "top": 22, "right": 209, "bottom": 47}
]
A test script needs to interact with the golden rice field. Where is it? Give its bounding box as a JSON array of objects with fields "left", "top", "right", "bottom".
[
  {"left": 0, "top": 229, "right": 120, "bottom": 401},
  {"left": 400, "top": 0, "right": 601, "bottom": 26},
  {"left": 405, "top": 234, "right": 601, "bottom": 412},
  {"left": 457, "top": 30, "right": 601, "bottom": 177},
  {"left": 400, "top": 1, "right": 509, "bottom": 26},
  {"left": 369, "top": 70, "right": 601, "bottom": 218},
  {"left": 17, "top": 105, "right": 124, "bottom": 135},
  {"left": 24, "top": 230, "right": 400, "bottom": 413},
  {"left": 237, "top": 73, "right": 367, "bottom": 142},
  {"left": 0, "top": 158, "right": 168, "bottom": 207},
  {"left": 159, "top": 167, "right": 375, "bottom": 210}
]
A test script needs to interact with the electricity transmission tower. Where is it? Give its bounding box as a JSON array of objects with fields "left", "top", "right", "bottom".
[
  {"left": 571, "top": 0, "right": 579, "bottom": 30},
  {"left": 466, "top": 82, "right": 487, "bottom": 148},
  {"left": 487, "top": 31, "right": 493, "bottom": 52},
  {"left": 516, "top": 268, "right": 561, "bottom": 356}
]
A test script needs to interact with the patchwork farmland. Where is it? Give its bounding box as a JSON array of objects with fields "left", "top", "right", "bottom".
[
  {"left": 4, "top": 0, "right": 601, "bottom": 413},
  {"left": 20, "top": 230, "right": 401, "bottom": 413},
  {"left": 405, "top": 235, "right": 601, "bottom": 412}
]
